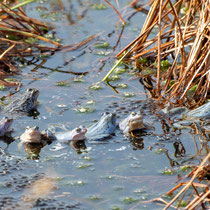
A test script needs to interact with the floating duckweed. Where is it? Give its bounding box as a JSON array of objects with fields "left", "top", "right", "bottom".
[
  {"left": 117, "top": 83, "right": 128, "bottom": 89},
  {"left": 113, "top": 186, "right": 124, "bottom": 191},
  {"left": 123, "top": 92, "right": 135, "bottom": 97},
  {"left": 25, "top": 37, "right": 39, "bottom": 44},
  {"left": 95, "top": 51, "right": 111, "bottom": 56},
  {"left": 61, "top": 180, "right": 86, "bottom": 186},
  {"left": 4, "top": 78, "right": 18, "bottom": 82},
  {"left": 155, "top": 148, "right": 165, "bottom": 154},
  {"left": 83, "top": 156, "right": 93, "bottom": 161},
  {"left": 161, "top": 60, "right": 170, "bottom": 69},
  {"left": 162, "top": 168, "right": 174, "bottom": 175},
  {"left": 5, "top": 34, "right": 19, "bottom": 41},
  {"left": 122, "top": 197, "right": 139, "bottom": 204},
  {"left": 55, "top": 81, "right": 70, "bottom": 86},
  {"left": 114, "top": 67, "right": 127, "bottom": 74},
  {"left": 112, "top": 206, "right": 123, "bottom": 210},
  {"left": 189, "top": 84, "right": 198, "bottom": 92},
  {"left": 89, "top": 195, "right": 101, "bottom": 200},
  {"left": 57, "top": 104, "right": 67, "bottom": 108},
  {"left": 177, "top": 200, "right": 188, "bottom": 207},
  {"left": 180, "top": 165, "right": 193, "bottom": 172},
  {"left": 44, "top": 33, "right": 54, "bottom": 39},
  {"left": 94, "top": 42, "right": 110, "bottom": 49},
  {"left": 86, "top": 100, "right": 95, "bottom": 104},
  {"left": 108, "top": 75, "right": 121, "bottom": 81},
  {"left": 0, "top": 85, "right": 6, "bottom": 91},
  {"left": 106, "top": 175, "right": 113, "bottom": 180},
  {"left": 138, "top": 57, "right": 148, "bottom": 64},
  {"left": 91, "top": 3, "right": 107, "bottom": 10},
  {"left": 133, "top": 188, "right": 146, "bottom": 194},
  {"left": 39, "top": 54, "right": 50, "bottom": 59},
  {"left": 74, "top": 107, "right": 95, "bottom": 113},
  {"left": 41, "top": 11, "right": 61, "bottom": 21},
  {"left": 89, "top": 84, "right": 102, "bottom": 90},
  {"left": 76, "top": 163, "right": 93, "bottom": 169},
  {"left": 70, "top": 180, "right": 86, "bottom": 186},
  {"left": 73, "top": 77, "right": 84, "bottom": 82},
  {"left": 141, "top": 68, "right": 155, "bottom": 76}
]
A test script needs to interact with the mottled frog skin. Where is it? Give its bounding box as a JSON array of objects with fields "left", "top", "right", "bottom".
[
  {"left": 86, "top": 112, "right": 117, "bottom": 141},
  {"left": 20, "top": 126, "right": 41, "bottom": 143},
  {"left": 119, "top": 112, "right": 146, "bottom": 134},
  {"left": 0, "top": 117, "right": 13, "bottom": 136},
  {"left": 55, "top": 125, "right": 87, "bottom": 142},
  {"left": 4, "top": 88, "right": 39, "bottom": 114}
]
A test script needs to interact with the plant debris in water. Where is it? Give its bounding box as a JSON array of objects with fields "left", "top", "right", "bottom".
[{"left": 89, "top": 84, "right": 102, "bottom": 90}]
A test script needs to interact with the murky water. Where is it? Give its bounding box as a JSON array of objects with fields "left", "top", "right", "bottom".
[{"left": 0, "top": 1, "right": 209, "bottom": 209}]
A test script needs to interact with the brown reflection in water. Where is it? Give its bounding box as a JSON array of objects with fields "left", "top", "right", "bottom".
[
  {"left": 24, "top": 143, "right": 44, "bottom": 160},
  {"left": 70, "top": 139, "right": 87, "bottom": 154}
]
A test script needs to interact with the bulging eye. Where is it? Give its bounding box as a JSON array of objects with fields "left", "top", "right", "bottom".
[
  {"left": 131, "top": 112, "right": 136, "bottom": 116},
  {"left": 76, "top": 128, "right": 81, "bottom": 133}
]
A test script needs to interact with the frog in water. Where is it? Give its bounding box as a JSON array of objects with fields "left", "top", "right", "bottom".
[
  {"left": 20, "top": 126, "right": 42, "bottom": 144},
  {"left": 164, "top": 101, "right": 210, "bottom": 129},
  {"left": 119, "top": 112, "right": 151, "bottom": 134},
  {"left": 4, "top": 88, "right": 39, "bottom": 115},
  {"left": 86, "top": 112, "right": 117, "bottom": 141},
  {"left": 20, "top": 125, "right": 87, "bottom": 144},
  {"left": 0, "top": 117, "right": 13, "bottom": 136},
  {"left": 55, "top": 125, "right": 87, "bottom": 142}
]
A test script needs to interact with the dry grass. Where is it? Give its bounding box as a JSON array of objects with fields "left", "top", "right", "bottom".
[{"left": 116, "top": 0, "right": 209, "bottom": 107}]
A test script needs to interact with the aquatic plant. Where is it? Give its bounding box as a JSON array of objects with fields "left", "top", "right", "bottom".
[{"left": 105, "top": 0, "right": 209, "bottom": 106}]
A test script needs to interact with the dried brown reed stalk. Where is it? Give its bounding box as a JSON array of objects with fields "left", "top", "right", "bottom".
[
  {"left": 0, "top": 2, "right": 62, "bottom": 75},
  {"left": 143, "top": 153, "right": 210, "bottom": 209},
  {"left": 117, "top": 0, "right": 210, "bottom": 106}
]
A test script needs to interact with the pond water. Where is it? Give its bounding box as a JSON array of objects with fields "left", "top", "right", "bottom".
[{"left": 0, "top": 1, "right": 209, "bottom": 209}]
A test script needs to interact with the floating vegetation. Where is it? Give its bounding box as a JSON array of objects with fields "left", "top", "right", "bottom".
[
  {"left": 114, "top": 67, "right": 127, "bottom": 74},
  {"left": 116, "top": 83, "right": 128, "bottom": 89},
  {"left": 94, "top": 42, "right": 110, "bottom": 49},
  {"left": 94, "top": 51, "right": 111, "bottom": 56},
  {"left": 88, "top": 195, "right": 101, "bottom": 201},
  {"left": 148, "top": 154, "right": 210, "bottom": 209},
  {"left": 65, "top": 180, "right": 86, "bottom": 186},
  {"left": 76, "top": 163, "right": 93, "bottom": 169},
  {"left": 162, "top": 168, "right": 174, "bottom": 175},
  {"left": 89, "top": 84, "right": 102, "bottom": 90},
  {"left": 112, "top": 206, "right": 123, "bottom": 210},
  {"left": 110, "top": 0, "right": 209, "bottom": 106},
  {"left": 122, "top": 197, "right": 139, "bottom": 204},
  {"left": 74, "top": 107, "right": 95, "bottom": 113},
  {"left": 91, "top": 3, "right": 107, "bottom": 10},
  {"left": 123, "top": 92, "right": 135, "bottom": 98},
  {"left": 73, "top": 77, "right": 84, "bottom": 82},
  {"left": 56, "top": 104, "right": 67, "bottom": 108},
  {"left": 55, "top": 81, "right": 70, "bottom": 86},
  {"left": 0, "top": 85, "right": 6, "bottom": 91},
  {"left": 107, "top": 75, "right": 121, "bottom": 81},
  {"left": 86, "top": 100, "right": 95, "bottom": 105}
]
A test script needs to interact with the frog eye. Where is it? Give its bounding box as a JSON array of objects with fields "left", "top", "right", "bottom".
[
  {"left": 131, "top": 112, "right": 136, "bottom": 116},
  {"left": 76, "top": 128, "right": 81, "bottom": 133}
]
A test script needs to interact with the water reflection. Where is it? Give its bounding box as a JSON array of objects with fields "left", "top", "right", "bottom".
[
  {"left": 69, "top": 140, "right": 87, "bottom": 154},
  {"left": 24, "top": 143, "right": 44, "bottom": 160},
  {"left": 0, "top": 134, "right": 15, "bottom": 150}
]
